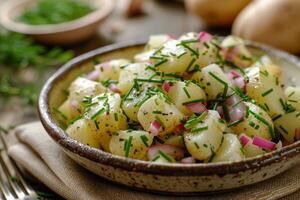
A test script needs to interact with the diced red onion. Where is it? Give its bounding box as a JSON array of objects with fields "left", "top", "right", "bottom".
[
  {"left": 162, "top": 81, "right": 171, "bottom": 92},
  {"left": 86, "top": 70, "right": 100, "bottom": 81},
  {"left": 252, "top": 136, "right": 276, "bottom": 151},
  {"left": 198, "top": 32, "right": 213, "bottom": 43},
  {"left": 295, "top": 128, "right": 300, "bottom": 140},
  {"left": 147, "top": 144, "right": 184, "bottom": 160},
  {"left": 239, "top": 133, "right": 250, "bottom": 146},
  {"left": 216, "top": 106, "right": 224, "bottom": 118},
  {"left": 229, "top": 70, "right": 241, "bottom": 78},
  {"left": 181, "top": 157, "right": 196, "bottom": 164},
  {"left": 233, "top": 77, "right": 245, "bottom": 90},
  {"left": 149, "top": 120, "right": 161, "bottom": 136},
  {"left": 225, "top": 95, "right": 246, "bottom": 123},
  {"left": 186, "top": 102, "right": 207, "bottom": 113},
  {"left": 173, "top": 124, "right": 185, "bottom": 135},
  {"left": 109, "top": 84, "right": 121, "bottom": 93},
  {"left": 167, "top": 34, "right": 176, "bottom": 40}
]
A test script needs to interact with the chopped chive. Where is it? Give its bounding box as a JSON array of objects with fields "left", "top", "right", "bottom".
[
  {"left": 279, "top": 98, "right": 286, "bottom": 110},
  {"left": 155, "top": 116, "right": 165, "bottom": 128},
  {"left": 91, "top": 108, "right": 105, "bottom": 120},
  {"left": 124, "top": 136, "right": 133, "bottom": 157},
  {"left": 264, "top": 103, "right": 270, "bottom": 111},
  {"left": 69, "top": 115, "right": 83, "bottom": 125},
  {"left": 249, "top": 121, "right": 256, "bottom": 128},
  {"left": 296, "top": 112, "right": 300, "bottom": 117},
  {"left": 177, "top": 52, "right": 187, "bottom": 59},
  {"left": 134, "top": 78, "right": 164, "bottom": 84},
  {"left": 272, "top": 114, "right": 282, "bottom": 121},
  {"left": 183, "top": 87, "right": 191, "bottom": 98},
  {"left": 153, "top": 46, "right": 164, "bottom": 55},
  {"left": 203, "top": 42, "right": 210, "bottom": 49},
  {"left": 181, "top": 39, "right": 198, "bottom": 44},
  {"left": 288, "top": 91, "right": 295, "bottom": 97},
  {"left": 191, "top": 126, "right": 208, "bottom": 133},
  {"left": 249, "top": 110, "right": 275, "bottom": 139},
  {"left": 222, "top": 104, "right": 230, "bottom": 122},
  {"left": 208, "top": 71, "right": 228, "bottom": 98},
  {"left": 135, "top": 95, "right": 151, "bottom": 107},
  {"left": 261, "top": 89, "right": 273, "bottom": 97},
  {"left": 260, "top": 70, "right": 269, "bottom": 77},
  {"left": 53, "top": 107, "right": 67, "bottom": 120},
  {"left": 152, "top": 155, "right": 160, "bottom": 161},
  {"left": 184, "top": 112, "right": 208, "bottom": 129},
  {"left": 245, "top": 106, "right": 250, "bottom": 118},
  {"left": 288, "top": 99, "right": 297, "bottom": 103},
  {"left": 150, "top": 55, "right": 164, "bottom": 60},
  {"left": 227, "top": 119, "right": 244, "bottom": 127},
  {"left": 158, "top": 150, "right": 173, "bottom": 162},
  {"left": 152, "top": 110, "right": 162, "bottom": 114},
  {"left": 185, "top": 58, "right": 196, "bottom": 72},
  {"left": 182, "top": 99, "right": 205, "bottom": 105},
  {"left": 279, "top": 125, "right": 289, "bottom": 135},
  {"left": 140, "top": 135, "right": 149, "bottom": 147},
  {"left": 114, "top": 113, "right": 119, "bottom": 121},
  {"left": 194, "top": 142, "right": 200, "bottom": 149},
  {"left": 178, "top": 43, "right": 199, "bottom": 57},
  {"left": 94, "top": 120, "right": 99, "bottom": 129},
  {"left": 154, "top": 59, "right": 168, "bottom": 68},
  {"left": 146, "top": 65, "right": 156, "bottom": 72},
  {"left": 275, "top": 76, "right": 279, "bottom": 85}
]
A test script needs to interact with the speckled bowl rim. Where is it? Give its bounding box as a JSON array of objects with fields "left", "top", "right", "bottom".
[
  {"left": 38, "top": 39, "right": 300, "bottom": 176},
  {"left": 0, "top": 0, "right": 114, "bottom": 35}
]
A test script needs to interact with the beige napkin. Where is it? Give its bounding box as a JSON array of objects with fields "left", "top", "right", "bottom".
[{"left": 6, "top": 122, "right": 300, "bottom": 200}]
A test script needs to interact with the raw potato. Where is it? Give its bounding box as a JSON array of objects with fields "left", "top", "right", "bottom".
[
  {"left": 185, "top": 0, "right": 251, "bottom": 26},
  {"left": 68, "top": 77, "right": 106, "bottom": 102},
  {"left": 109, "top": 130, "right": 154, "bottom": 160},
  {"left": 184, "top": 110, "right": 225, "bottom": 160},
  {"left": 84, "top": 93, "right": 128, "bottom": 151},
  {"left": 285, "top": 87, "right": 300, "bottom": 111},
  {"left": 95, "top": 59, "right": 130, "bottom": 82},
  {"left": 137, "top": 95, "right": 184, "bottom": 138},
  {"left": 274, "top": 111, "right": 300, "bottom": 143},
  {"left": 167, "top": 81, "right": 206, "bottom": 115},
  {"left": 231, "top": 102, "right": 275, "bottom": 140},
  {"left": 195, "top": 64, "right": 233, "bottom": 100},
  {"left": 118, "top": 63, "right": 155, "bottom": 94},
  {"left": 66, "top": 119, "right": 100, "bottom": 148},
  {"left": 232, "top": 0, "right": 300, "bottom": 53},
  {"left": 246, "top": 64, "right": 286, "bottom": 118},
  {"left": 211, "top": 134, "right": 244, "bottom": 163}
]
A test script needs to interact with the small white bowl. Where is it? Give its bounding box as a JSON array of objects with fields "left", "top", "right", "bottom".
[{"left": 0, "top": 0, "right": 114, "bottom": 45}]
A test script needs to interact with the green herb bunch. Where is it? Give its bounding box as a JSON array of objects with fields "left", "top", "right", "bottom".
[{"left": 17, "top": 0, "right": 95, "bottom": 25}]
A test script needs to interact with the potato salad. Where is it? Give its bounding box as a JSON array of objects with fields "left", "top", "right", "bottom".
[{"left": 54, "top": 32, "right": 300, "bottom": 164}]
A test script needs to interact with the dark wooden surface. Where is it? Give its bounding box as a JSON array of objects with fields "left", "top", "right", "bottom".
[{"left": 0, "top": 0, "right": 298, "bottom": 199}]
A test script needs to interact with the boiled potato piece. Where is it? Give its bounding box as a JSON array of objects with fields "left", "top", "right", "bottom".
[
  {"left": 184, "top": 110, "right": 225, "bottom": 160},
  {"left": 243, "top": 139, "right": 265, "bottom": 158},
  {"left": 95, "top": 59, "right": 130, "bottom": 82},
  {"left": 231, "top": 102, "right": 275, "bottom": 140},
  {"left": 69, "top": 77, "right": 106, "bottom": 102},
  {"left": 57, "top": 99, "right": 82, "bottom": 124},
  {"left": 211, "top": 133, "right": 244, "bottom": 163},
  {"left": 221, "top": 36, "right": 253, "bottom": 67},
  {"left": 167, "top": 81, "right": 206, "bottom": 115},
  {"left": 274, "top": 111, "right": 300, "bottom": 143},
  {"left": 109, "top": 130, "right": 153, "bottom": 160},
  {"left": 134, "top": 51, "right": 154, "bottom": 63},
  {"left": 66, "top": 119, "right": 100, "bottom": 148},
  {"left": 246, "top": 64, "right": 286, "bottom": 117},
  {"left": 137, "top": 95, "right": 184, "bottom": 138},
  {"left": 84, "top": 93, "right": 128, "bottom": 151},
  {"left": 145, "top": 34, "right": 174, "bottom": 51},
  {"left": 122, "top": 84, "right": 153, "bottom": 122},
  {"left": 164, "top": 135, "right": 185, "bottom": 148},
  {"left": 152, "top": 152, "right": 176, "bottom": 164},
  {"left": 118, "top": 63, "right": 155, "bottom": 94},
  {"left": 232, "top": 0, "right": 300, "bottom": 54},
  {"left": 285, "top": 87, "right": 300, "bottom": 111},
  {"left": 200, "top": 64, "right": 233, "bottom": 100},
  {"left": 185, "top": 0, "right": 251, "bottom": 26}
]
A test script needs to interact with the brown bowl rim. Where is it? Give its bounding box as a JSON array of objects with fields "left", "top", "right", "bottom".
[
  {"left": 38, "top": 39, "right": 300, "bottom": 176},
  {"left": 0, "top": 0, "right": 114, "bottom": 35}
]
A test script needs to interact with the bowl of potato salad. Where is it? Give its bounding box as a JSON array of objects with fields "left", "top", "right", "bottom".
[{"left": 38, "top": 32, "right": 300, "bottom": 194}]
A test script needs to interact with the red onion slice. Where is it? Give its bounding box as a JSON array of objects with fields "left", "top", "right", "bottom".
[
  {"left": 225, "top": 95, "right": 246, "bottom": 123},
  {"left": 239, "top": 133, "right": 250, "bottom": 146},
  {"left": 186, "top": 102, "right": 207, "bottom": 113},
  {"left": 295, "top": 128, "right": 300, "bottom": 141},
  {"left": 147, "top": 144, "right": 184, "bottom": 160},
  {"left": 109, "top": 84, "right": 121, "bottom": 94},
  {"left": 149, "top": 120, "right": 161, "bottom": 136},
  {"left": 86, "top": 70, "right": 100, "bottom": 81},
  {"left": 181, "top": 157, "right": 196, "bottom": 164},
  {"left": 252, "top": 136, "right": 276, "bottom": 151},
  {"left": 173, "top": 124, "right": 185, "bottom": 135},
  {"left": 198, "top": 32, "right": 213, "bottom": 43},
  {"left": 162, "top": 81, "right": 171, "bottom": 93}
]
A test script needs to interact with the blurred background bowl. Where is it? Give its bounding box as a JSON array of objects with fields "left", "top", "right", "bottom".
[{"left": 0, "top": 0, "right": 114, "bottom": 45}]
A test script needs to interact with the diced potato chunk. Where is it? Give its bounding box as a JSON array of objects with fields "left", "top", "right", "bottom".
[
  {"left": 95, "top": 59, "right": 130, "bottom": 81},
  {"left": 285, "top": 86, "right": 300, "bottom": 111}
]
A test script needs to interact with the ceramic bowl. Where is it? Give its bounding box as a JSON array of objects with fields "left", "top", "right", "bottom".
[
  {"left": 0, "top": 0, "right": 114, "bottom": 45},
  {"left": 38, "top": 39, "right": 300, "bottom": 194}
]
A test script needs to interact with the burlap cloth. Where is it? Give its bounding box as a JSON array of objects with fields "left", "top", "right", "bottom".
[{"left": 6, "top": 122, "right": 300, "bottom": 200}]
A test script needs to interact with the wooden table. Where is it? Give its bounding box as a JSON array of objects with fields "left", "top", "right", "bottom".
[{"left": 0, "top": 0, "right": 298, "bottom": 199}]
